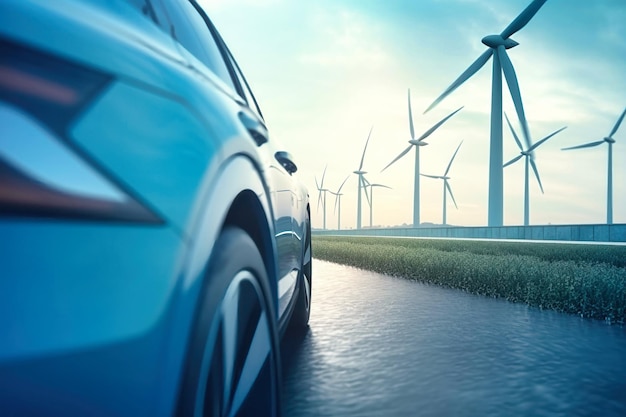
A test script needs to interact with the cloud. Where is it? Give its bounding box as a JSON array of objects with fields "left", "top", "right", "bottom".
[
  {"left": 298, "top": 9, "right": 390, "bottom": 70},
  {"left": 204, "top": 0, "right": 626, "bottom": 227}
]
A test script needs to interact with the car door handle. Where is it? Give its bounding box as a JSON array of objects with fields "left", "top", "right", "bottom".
[
  {"left": 238, "top": 110, "right": 268, "bottom": 146},
  {"left": 275, "top": 151, "right": 297, "bottom": 174}
]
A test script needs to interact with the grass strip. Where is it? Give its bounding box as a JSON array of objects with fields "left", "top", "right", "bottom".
[{"left": 313, "top": 236, "right": 626, "bottom": 324}]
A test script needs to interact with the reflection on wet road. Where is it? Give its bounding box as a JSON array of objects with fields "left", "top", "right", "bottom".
[{"left": 281, "top": 260, "right": 626, "bottom": 417}]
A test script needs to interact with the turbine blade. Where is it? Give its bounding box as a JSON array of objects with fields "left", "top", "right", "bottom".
[
  {"left": 562, "top": 141, "right": 604, "bottom": 151},
  {"left": 503, "top": 154, "right": 524, "bottom": 168},
  {"left": 317, "top": 189, "right": 322, "bottom": 211},
  {"left": 372, "top": 184, "right": 392, "bottom": 190},
  {"left": 529, "top": 158, "right": 544, "bottom": 194},
  {"left": 444, "top": 141, "right": 463, "bottom": 176},
  {"left": 416, "top": 106, "right": 464, "bottom": 142},
  {"left": 500, "top": 0, "right": 548, "bottom": 39},
  {"left": 445, "top": 181, "right": 458, "bottom": 209},
  {"left": 315, "top": 176, "right": 320, "bottom": 190},
  {"left": 359, "top": 127, "right": 373, "bottom": 170},
  {"left": 336, "top": 175, "right": 350, "bottom": 194},
  {"left": 504, "top": 112, "right": 524, "bottom": 151},
  {"left": 381, "top": 145, "right": 413, "bottom": 172},
  {"left": 361, "top": 177, "right": 371, "bottom": 207},
  {"left": 609, "top": 108, "right": 626, "bottom": 138},
  {"left": 498, "top": 46, "right": 531, "bottom": 150},
  {"left": 317, "top": 167, "right": 326, "bottom": 210},
  {"left": 424, "top": 49, "right": 493, "bottom": 113},
  {"left": 420, "top": 173, "right": 441, "bottom": 179},
  {"left": 408, "top": 88, "right": 415, "bottom": 139},
  {"left": 362, "top": 176, "right": 371, "bottom": 187},
  {"left": 334, "top": 193, "right": 340, "bottom": 214},
  {"left": 528, "top": 126, "right": 567, "bottom": 151}
]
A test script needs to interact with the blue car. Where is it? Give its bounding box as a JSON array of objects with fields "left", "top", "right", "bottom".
[{"left": 0, "top": 0, "right": 311, "bottom": 415}]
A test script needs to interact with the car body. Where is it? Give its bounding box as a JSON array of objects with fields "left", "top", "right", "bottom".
[{"left": 0, "top": 0, "right": 311, "bottom": 415}]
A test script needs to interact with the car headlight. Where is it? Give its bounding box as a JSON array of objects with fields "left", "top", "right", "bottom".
[{"left": 0, "top": 38, "right": 161, "bottom": 223}]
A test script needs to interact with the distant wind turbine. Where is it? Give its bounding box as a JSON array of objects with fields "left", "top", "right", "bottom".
[
  {"left": 382, "top": 88, "right": 462, "bottom": 228},
  {"left": 561, "top": 108, "right": 626, "bottom": 225},
  {"left": 354, "top": 127, "right": 373, "bottom": 229},
  {"left": 421, "top": 141, "right": 463, "bottom": 226},
  {"left": 425, "top": 0, "right": 549, "bottom": 227},
  {"left": 367, "top": 182, "right": 392, "bottom": 228},
  {"left": 503, "top": 113, "right": 566, "bottom": 226},
  {"left": 328, "top": 175, "right": 350, "bottom": 230},
  {"left": 315, "top": 166, "right": 329, "bottom": 229}
]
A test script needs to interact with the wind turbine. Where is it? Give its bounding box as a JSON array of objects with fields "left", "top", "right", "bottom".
[
  {"left": 382, "top": 88, "right": 463, "bottom": 228},
  {"left": 315, "top": 166, "right": 329, "bottom": 230},
  {"left": 421, "top": 141, "right": 463, "bottom": 226},
  {"left": 354, "top": 127, "right": 373, "bottom": 229},
  {"left": 367, "top": 182, "right": 392, "bottom": 228},
  {"left": 328, "top": 175, "right": 350, "bottom": 230},
  {"left": 425, "top": 0, "right": 549, "bottom": 227},
  {"left": 503, "top": 113, "right": 566, "bottom": 226},
  {"left": 561, "top": 108, "right": 626, "bottom": 225}
]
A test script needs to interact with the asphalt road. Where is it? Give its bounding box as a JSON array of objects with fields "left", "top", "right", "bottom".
[{"left": 280, "top": 260, "right": 626, "bottom": 417}]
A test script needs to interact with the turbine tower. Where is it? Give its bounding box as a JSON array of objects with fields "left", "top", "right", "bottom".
[
  {"left": 367, "top": 182, "right": 392, "bottom": 228},
  {"left": 425, "top": 0, "right": 549, "bottom": 227},
  {"left": 328, "top": 175, "right": 350, "bottom": 230},
  {"left": 382, "top": 88, "right": 462, "bottom": 228},
  {"left": 315, "top": 166, "right": 329, "bottom": 230},
  {"left": 561, "top": 108, "right": 625, "bottom": 225},
  {"left": 503, "top": 113, "right": 566, "bottom": 226},
  {"left": 421, "top": 141, "right": 463, "bottom": 226},
  {"left": 354, "top": 127, "right": 373, "bottom": 229}
]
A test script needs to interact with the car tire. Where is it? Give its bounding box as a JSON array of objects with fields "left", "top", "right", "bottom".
[
  {"left": 177, "top": 227, "right": 281, "bottom": 417},
  {"left": 288, "top": 213, "right": 312, "bottom": 333}
]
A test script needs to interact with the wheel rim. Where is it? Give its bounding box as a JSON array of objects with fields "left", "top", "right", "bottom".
[
  {"left": 197, "top": 270, "right": 279, "bottom": 417},
  {"left": 302, "top": 235, "right": 312, "bottom": 313}
]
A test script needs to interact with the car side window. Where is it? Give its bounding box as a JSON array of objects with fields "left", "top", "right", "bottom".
[
  {"left": 125, "top": 0, "right": 161, "bottom": 25},
  {"left": 160, "top": 0, "right": 236, "bottom": 91},
  {"left": 226, "top": 48, "right": 265, "bottom": 121}
]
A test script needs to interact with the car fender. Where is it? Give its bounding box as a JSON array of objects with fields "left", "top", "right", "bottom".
[
  {"left": 155, "top": 154, "right": 279, "bottom": 414},
  {"left": 184, "top": 154, "right": 277, "bottom": 295}
]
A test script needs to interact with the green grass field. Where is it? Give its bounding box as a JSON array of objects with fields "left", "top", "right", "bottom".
[{"left": 313, "top": 236, "right": 626, "bottom": 323}]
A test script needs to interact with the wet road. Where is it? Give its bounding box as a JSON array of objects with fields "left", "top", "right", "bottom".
[{"left": 281, "top": 260, "right": 626, "bottom": 417}]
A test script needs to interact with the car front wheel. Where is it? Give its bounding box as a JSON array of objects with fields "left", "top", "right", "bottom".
[{"left": 178, "top": 227, "right": 281, "bottom": 417}]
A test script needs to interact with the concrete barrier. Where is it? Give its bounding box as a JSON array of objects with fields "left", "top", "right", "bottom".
[{"left": 313, "top": 224, "right": 626, "bottom": 243}]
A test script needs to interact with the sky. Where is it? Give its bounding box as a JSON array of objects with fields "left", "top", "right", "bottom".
[{"left": 202, "top": 0, "right": 626, "bottom": 229}]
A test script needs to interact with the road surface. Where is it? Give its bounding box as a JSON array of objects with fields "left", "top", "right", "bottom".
[{"left": 281, "top": 260, "right": 626, "bottom": 417}]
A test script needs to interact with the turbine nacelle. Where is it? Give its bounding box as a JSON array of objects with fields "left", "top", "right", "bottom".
[
  {"left": 353, "top": 170, "right": 367, "bottom": 175},
  {"left": 481, "top": 35, "right": 519, "bottom": 49},
  {"left": 605, "top": 137, "right": 616, "bottom": 144},
  {"left": 409, "top": 139, "right": 428, "bottom": 146}
]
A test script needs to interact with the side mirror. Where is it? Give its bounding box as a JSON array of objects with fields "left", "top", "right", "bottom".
[{"left": 275, "top": 151, "right": 297, "bottom": 174}]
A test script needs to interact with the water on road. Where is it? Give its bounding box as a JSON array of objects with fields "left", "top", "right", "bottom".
[{"left": 281, "top": 260, "right": 626, "bottom": 417}]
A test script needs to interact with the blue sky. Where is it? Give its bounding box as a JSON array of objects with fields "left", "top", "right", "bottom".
[{"left": 203, "top": 0, "right": 626, "bottom": 228}]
